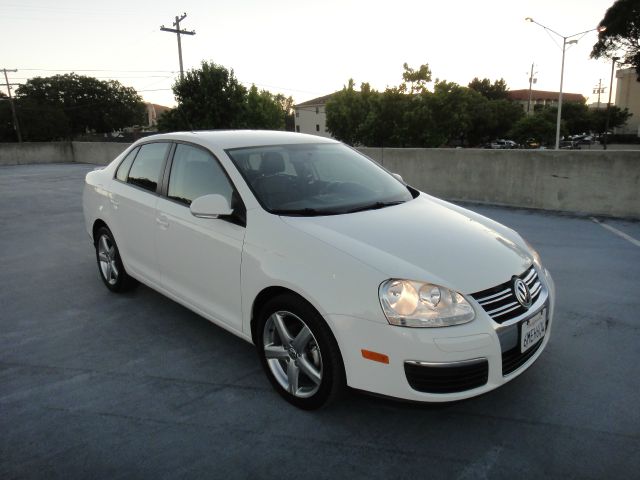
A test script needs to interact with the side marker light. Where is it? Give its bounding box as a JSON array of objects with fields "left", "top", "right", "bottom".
[{"left": 361, "top": 349, "right": 389, "bottom": 364}]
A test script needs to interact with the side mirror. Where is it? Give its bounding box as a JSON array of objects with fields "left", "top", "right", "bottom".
[
  {"left": 190, "top": 194, "right": 233, "bottom": 219},
  {"left": 392, "top": 173, "right": 404, "bottom": 183}
]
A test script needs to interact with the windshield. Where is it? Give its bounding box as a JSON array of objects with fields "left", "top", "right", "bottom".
[{"left": 226, "top": 143, "right": 414, "bottom": 215}]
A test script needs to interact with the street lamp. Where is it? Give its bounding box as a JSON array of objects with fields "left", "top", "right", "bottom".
[
  {"left": 603, "top": 56, "right": 620, "bottom": 150},
  {"left": 525, "top": 17, "right": 605, "bottom": 150}
]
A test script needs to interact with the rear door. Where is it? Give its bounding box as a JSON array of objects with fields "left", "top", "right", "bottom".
[{"left": 109, "top": 142, "right": 171, "bottom": 284}]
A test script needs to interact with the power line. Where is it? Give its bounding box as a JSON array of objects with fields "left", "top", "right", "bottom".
[
  {"left": 7, "top": 66, "right": 327, "bottom": 103},
  {"left": 12, "top": 67, "right": 324, "bottom": 97},
  {"left": 19, "top": 68, "right": 177, "bottom": 73},
  {"left": 11, "top": 75, "right": 173, "bottom": 80},
  {"left": 160, "top": 13, "right": 195, "bottom": 80}
]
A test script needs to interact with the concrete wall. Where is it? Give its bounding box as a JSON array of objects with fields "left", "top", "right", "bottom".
[
  {"left": 0, "top": 142, "right": 74, "bottom": 165},
  {"left": 71, "top": 142, "right": 130, "bottom": 165},
  {"left": 1, "top": 141, "right": 638, "bottom": 218},
  {"left": 0, "top": 141, "right": 130, "bottom": 166},
  {"left": 359, "top": 147, "right": 640, "bottom": 219}
]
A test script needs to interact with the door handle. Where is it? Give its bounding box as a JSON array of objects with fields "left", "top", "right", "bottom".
[{"left": 156, "top": 214, "right": 169, "bottom": 228}]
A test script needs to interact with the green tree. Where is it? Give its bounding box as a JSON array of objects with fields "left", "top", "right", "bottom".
[
  {"left": 468, "top": 78, "right": 509, "bottom": 100},
  {"left": 0, "top": 100, "right": 16, "bottom": 141},
  {"left": 402, "top": 92, "right": 440, "bottom": 147},
  {"left": 17, "top": 99, "right": 71, "bottom": 141},
  {"left": 485, "top": 99, "right": 525, "bottom": 141},
  {"left": 371, "top": 86, "right": 412, "bottom": 146},
  {"left": 244, "top": 86, "right": 287, "bottom": 130},
  {"left": 325, "top": 64, "right": 527, "bottom": 148},
  {"left": 508, "top": 114, "right": 561, "bottom": 146},
  {"left": 556, "top": 102, "right": 592, "bottom": 135},
  {"left": 275, "top": 94, "right": 296, "bottom": 131},
  {"left": 16, "top": 74, "right": 145, "bottom": 136},
  {"left": 158, "top": 61, "right": 292, "bottom": 132},
  {"left": 531, "top": 102, "right": 631, "bottom": 137},
  {"left": 400, "top": 62, "right": 432, "bottom": 94},
  {"left": 1, "top": 97, "right": 72, "bottom": 142},
  {"left": 325, "top": 79, "right": 373, "bottom": 145},
  {"left": 159, "top": 61, "right": 247, "bottom": 131},
  {"left": 591, "top": 0, "right": 640, "bottom": 78},
  {"left": 429, "top": 81, "right": 489, "bottom": 146},
  {"left": 590, "top": 106, "right": 632, "bottom": 133}
]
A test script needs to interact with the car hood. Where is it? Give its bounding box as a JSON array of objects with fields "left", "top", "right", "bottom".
[{"left": 281, "top": 195, "right": 532, "bottom": 294}]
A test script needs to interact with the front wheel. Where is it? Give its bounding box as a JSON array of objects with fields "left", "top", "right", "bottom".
[{"left": 256, "top": 294, "right": 345, "bottom": 409}]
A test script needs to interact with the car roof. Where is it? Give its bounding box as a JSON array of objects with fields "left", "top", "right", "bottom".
[{"left": 137, "top": 130, "right": 339, "bottom": 150}]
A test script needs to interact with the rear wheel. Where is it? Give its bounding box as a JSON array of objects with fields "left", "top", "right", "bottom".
[
  {"left": 95, "top": 226, "right": 135, "bottom": 292},
  {"left": 257, "top": 294, "right": 345, "bottom": 409}
]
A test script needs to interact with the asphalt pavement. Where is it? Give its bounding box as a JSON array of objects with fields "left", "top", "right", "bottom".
[{"left": 1, "top": 163, "right": 639, "bottom": 479}]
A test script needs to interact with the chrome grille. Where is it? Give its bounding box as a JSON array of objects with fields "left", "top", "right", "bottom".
[{"left": 470, "top": 266, "right": 543, "bottom": 324}]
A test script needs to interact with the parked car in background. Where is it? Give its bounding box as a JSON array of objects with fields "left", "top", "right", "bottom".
[
  {"left": 572, "top": 135, "right": 593, "bottom": 145},
  {"left": 524, "top": 138, "right": 541, "bottom": 149},
  {"left": 560, "top": 140, "right": 581, "bottom": 150},
  {"left": 83, "top": 130, "right": 555, "bottom": 409},
  {"left": 486, "top": 139, "right": 519, "bottom": 149}
]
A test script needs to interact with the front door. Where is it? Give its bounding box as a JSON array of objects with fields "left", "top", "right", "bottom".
[{"left": 155, "top": 143, "right": 246, "bottom": 332}]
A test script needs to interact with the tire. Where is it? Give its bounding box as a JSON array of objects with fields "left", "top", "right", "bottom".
[
  {"left": 256, "top": 294, "right": 345, "bottom": 410},
  {"left": 94, "top": 226, "right": 136, "bottom": 293}
]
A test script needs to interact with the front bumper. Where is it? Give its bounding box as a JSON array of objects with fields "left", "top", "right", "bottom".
[{"left": 329, "top": 268, "right": 555, "bottom": 402}]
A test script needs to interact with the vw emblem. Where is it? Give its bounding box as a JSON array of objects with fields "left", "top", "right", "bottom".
[{"left": 513, "top": 278, "right": 532, "bottom": 308}]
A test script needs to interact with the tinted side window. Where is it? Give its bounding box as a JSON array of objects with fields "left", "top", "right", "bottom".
[
  {"left": 127, "top": 143, "right": 169, "bottom": 193},
  {"left": 168, "top": 144, "right": 233, "bottom": 206},
  {"left": 115, "top": 147, "right": 138, "bottom": 182}
]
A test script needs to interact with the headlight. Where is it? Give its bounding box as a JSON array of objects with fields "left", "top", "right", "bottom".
[{"left": 379, "top": 279, "right": 475, "bottom": 327}]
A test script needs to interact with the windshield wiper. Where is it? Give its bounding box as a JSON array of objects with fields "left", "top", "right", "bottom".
[
  {"left": 345, "top": 200, "right": 406, "bottom": 213},
  {"left": 273, "top": 201, "right": 406, "bottom": 216},
  {"left": 272, "top": 208, "right": 342, "bottom": 216}
]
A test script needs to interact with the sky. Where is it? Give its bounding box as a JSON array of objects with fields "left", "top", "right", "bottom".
[{"left": 0, "top": 0, "right": 621, "bottom": 108}]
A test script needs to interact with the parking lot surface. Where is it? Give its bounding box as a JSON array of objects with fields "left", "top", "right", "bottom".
[{"left": 1, "top": 163, "right": 639, "bottom": 479}]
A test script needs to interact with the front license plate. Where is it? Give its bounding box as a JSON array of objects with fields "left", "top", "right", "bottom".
[{"left": 521, "top": 309, "right": 546, "bottom": 353}]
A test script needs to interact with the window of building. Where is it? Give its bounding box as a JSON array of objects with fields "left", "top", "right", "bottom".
[
  {"left": 295, "top": 111, "right": 299, "bottom": 118},
  {"left": 296, "top": 125, "right": 300, "bottom": 132},
  {"left": 315, "top": 106, "right": 319, "bottom": 114},
  {"left": 316, "top": 124, "right": 320, "bottom": 132},
  {"left": 127, "top": 142, "right": 169, "bottom": 193},
  {"left": 168, "top": 144, "right": 233, "bottom": 206}
]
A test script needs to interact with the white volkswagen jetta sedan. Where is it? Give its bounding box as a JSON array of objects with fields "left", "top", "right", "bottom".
[{"left": 83, "top": 130, "right": 555, "bottom": 409}]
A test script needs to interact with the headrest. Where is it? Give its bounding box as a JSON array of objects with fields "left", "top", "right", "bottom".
[{"left": 260, "top": 152, "right": 285, "bottom": 175}]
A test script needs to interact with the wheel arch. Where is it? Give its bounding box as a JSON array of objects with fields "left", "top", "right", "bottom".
[
  {"left": 251, "top": 286, "right": 295, "bottom": 343},
  {"left": 92, "top": 219, "right": 109, "bottom": 245},
  {"left": 250, "top": 286, "right": 341, "bottom": 359}
]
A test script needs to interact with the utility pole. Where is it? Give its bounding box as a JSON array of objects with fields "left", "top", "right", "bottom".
[
  {"left": 1, "top": 68, "right": 22, "bottom": 142},
  {"left": 592, "top": 79, "right": 606, "bottom": 109},
  {"left": 527, "top": 63, "right": 537, "bottom": 115},
  {"left": 160, "top": 13, "right": 195, "bottom": 80}
]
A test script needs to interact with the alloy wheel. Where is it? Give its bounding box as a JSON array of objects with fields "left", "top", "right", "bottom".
[
  {"left": 97, "top": 234, "right": 119, "bottom": 286},
  {"left": 262, "top": 310, "right": 323, "bottom": 398}
]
